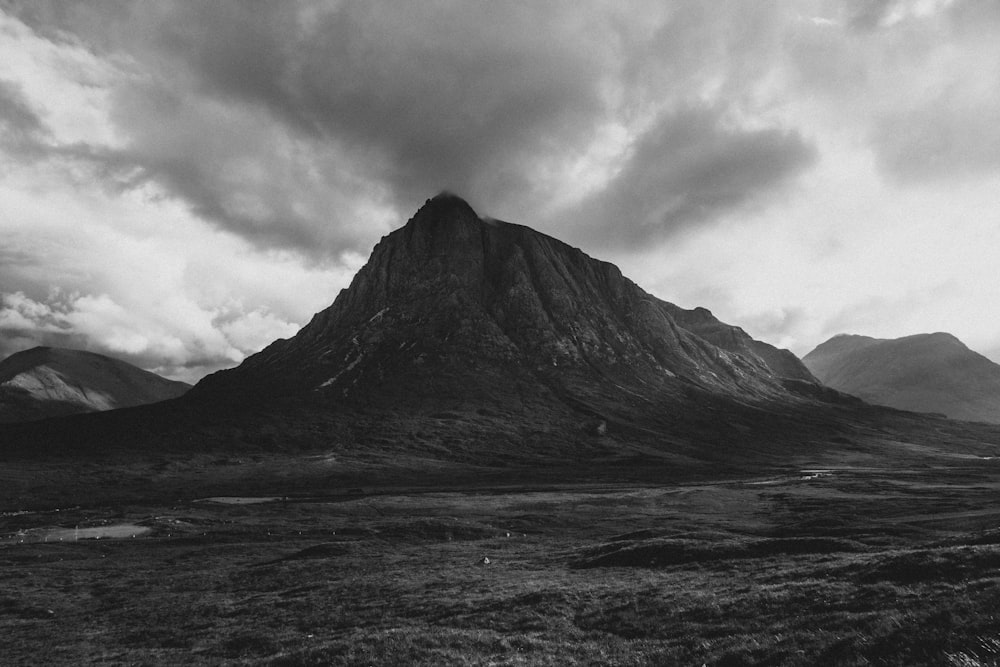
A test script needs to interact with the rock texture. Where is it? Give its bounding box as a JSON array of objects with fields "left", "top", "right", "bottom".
[
  {"left": 0, "top": 347, "right": 190, "bottom": 423},
  {"left": 804, "top": 333, "right": 1000, "bottom": 423},
  {"left": 194, "top": 193, "right": 817, "bottom": 409}
]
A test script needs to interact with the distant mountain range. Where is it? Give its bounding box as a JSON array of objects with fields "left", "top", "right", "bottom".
[
  {"left": 0, "top": 346, "right": 190, "bottom": 423},
  {"left": 804, "top": 333, "right": 1000, "bottom": 424}
]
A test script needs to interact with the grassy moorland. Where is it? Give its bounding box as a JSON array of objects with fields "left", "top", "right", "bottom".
[
  {"left": 2, "top": 395, "right": 1000, "bottom": 665},
  {"left": 2, "top": 445, "right": 1000, "bottom": 665}
]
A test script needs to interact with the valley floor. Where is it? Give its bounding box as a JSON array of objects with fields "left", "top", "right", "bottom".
[{"left": 3, "top": 459, "right": 1000, "bottom": 665}]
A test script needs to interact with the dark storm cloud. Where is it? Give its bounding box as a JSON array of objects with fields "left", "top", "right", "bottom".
[
  {"left": 55, "top": 96, "right": 365, "bottom": 254},
  {"left": 567, "top": 104, "right": 817, "bottom": 249},
  {"left": 4, "top": 1, "right": 824, "bottom": 261},
  {"left": 141, "top": 1, "right": 614, "bottom": 217},
  {"left": 4, "top": 1, "right": 619, "bottom": 257}
]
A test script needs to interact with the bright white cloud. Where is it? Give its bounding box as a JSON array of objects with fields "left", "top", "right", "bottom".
[
  {"left": 0, "top": 9, "right": 122, "bottom": 147},
  {"left": 628, "top": 146, "right": 1000, "bottom": 363}
]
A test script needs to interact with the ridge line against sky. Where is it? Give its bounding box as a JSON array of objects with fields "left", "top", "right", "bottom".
[{"left": 0, "top": 0, "right": 998, "bottom": 383}]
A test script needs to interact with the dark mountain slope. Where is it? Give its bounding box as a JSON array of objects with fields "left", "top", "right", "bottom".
[
  {"left": 0, "top": 346, "right": 190, "bottom": 423},
  {"left": 804, "top": 333, "right": 1000, "bottom": 423},
  {"left": 659, "top": 303, "right": 817, "bottom": 385},
  {"left": 9, "top": 194, "right": 967, "bottom": 476},
  {"left": 193, "top": 193, "right": 817, "bottom": 411}
]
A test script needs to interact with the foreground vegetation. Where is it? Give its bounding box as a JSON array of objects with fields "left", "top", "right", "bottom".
[{"left": 3, "top": 457, "right": 1000, "bottom": 665}]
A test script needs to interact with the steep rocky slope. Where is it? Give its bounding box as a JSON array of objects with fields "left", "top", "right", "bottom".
[
  {"left": 1, "top": 194, "right": 848, "bottom": 465},
  {"left": 0, "top": 347, "right": 190, "bottom": 423},
  {"left": 193, "top": 193, "right": 817, "bottom": 409},
  {"left": 804, "top": 333, "right": 1000, "bottom": 423}
]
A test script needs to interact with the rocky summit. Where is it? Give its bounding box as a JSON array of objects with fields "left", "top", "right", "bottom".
[
  {"left": 3, "top": 194, "right": 840, "bottom": 463},
  {"left": 194, "top": 193, "right": 817, "bottom": 412}
]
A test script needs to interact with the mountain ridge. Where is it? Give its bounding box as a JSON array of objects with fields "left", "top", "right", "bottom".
[
  {"left": 0, "top": 346, "right": 190, "bottom": 423},
  {"left": 804, "top": 332, "right": 1000, "bottom": 423}
]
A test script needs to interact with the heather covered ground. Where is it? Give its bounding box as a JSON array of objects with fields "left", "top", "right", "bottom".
[{"left": 3, "top": 450, "right": 1000, "bottom": 666}]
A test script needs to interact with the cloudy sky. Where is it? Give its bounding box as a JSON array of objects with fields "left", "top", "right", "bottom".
[{"left": 1, "top": 0, "right": 998, "bottom": 383}]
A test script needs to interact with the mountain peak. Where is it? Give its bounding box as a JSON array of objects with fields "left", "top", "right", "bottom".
[
  {"left": 410, "top": 191, "right": 481, "bottom": 225},
  {"left": 429, "top": 189, "right": 474, "bottom": 206},
  {"left": 390, "top": 191, "right": 491, "bottom": 262},
  {"left": 194, "top": 193, "right": 818, "bottom": 406},
  {"left": 918, "top": 332, "right": 964, "bottom": 347}
]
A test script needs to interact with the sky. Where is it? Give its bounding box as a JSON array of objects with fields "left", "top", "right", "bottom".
[{"left": 1, "top": 0, "right": 998, "bottom": 383}]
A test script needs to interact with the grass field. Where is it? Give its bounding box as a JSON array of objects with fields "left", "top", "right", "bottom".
[{"left": 3, "top": 454, "right": 1000, "bottom": 665}]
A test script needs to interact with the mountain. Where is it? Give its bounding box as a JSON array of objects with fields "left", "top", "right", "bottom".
[
  {"left": 193, "top": 193, "right": 817, "bottom": 408},
  {"left": 0, "top": 346, "right": 191, "bottom": 423},
  {"left": 803, "top": 333, "right": 1000, "bottom": 423},
  {"left": 0, "top": 194, "right": 853, "bottom": 467},
  {"left": 129, "top": 192, "right": 843, "bottom": 468}
]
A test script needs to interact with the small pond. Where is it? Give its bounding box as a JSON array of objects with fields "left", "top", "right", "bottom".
[{"left": 4, "top": 523, "right": 151, "bottom": 543}]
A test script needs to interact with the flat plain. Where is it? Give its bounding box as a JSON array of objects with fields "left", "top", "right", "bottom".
[{"left": 3, "top": 434, "right": 1000, "bottom": 666}]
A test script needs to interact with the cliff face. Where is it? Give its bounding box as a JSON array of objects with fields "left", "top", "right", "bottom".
[{"left": 194, "top": 193, "right": 816, "bottom": 409}]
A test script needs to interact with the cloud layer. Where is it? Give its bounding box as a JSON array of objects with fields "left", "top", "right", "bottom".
[
  {"left": 2, "top": 0, "right": 1000, "bottom": 378},
  {"left": 4, "top": 1, "right": 828, "bottom": 253},
  {"left": 568, "top": 103, "right": 817, "bottom": 248}
]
